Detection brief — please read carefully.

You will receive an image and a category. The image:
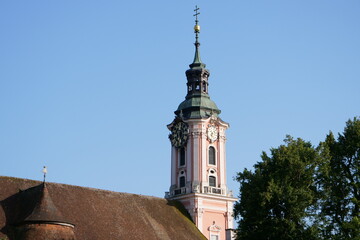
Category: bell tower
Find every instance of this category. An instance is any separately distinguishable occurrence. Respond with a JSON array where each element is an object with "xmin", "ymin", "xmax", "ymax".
[{"xmin": 165, "ymin": 6, "xmax": 237, "ymax": 240}]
